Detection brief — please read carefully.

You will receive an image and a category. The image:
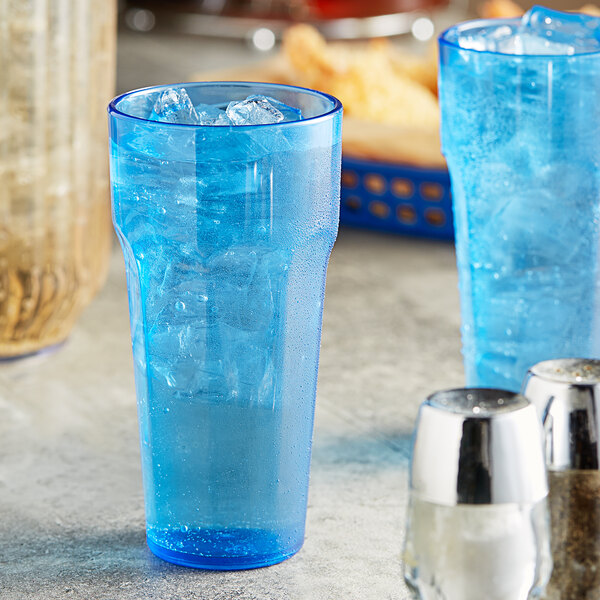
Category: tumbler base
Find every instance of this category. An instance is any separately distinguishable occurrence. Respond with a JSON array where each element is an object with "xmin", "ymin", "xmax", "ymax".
[{"xmin": 147, "ymin": 527, "xmax": 303, "ymax": 570}]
